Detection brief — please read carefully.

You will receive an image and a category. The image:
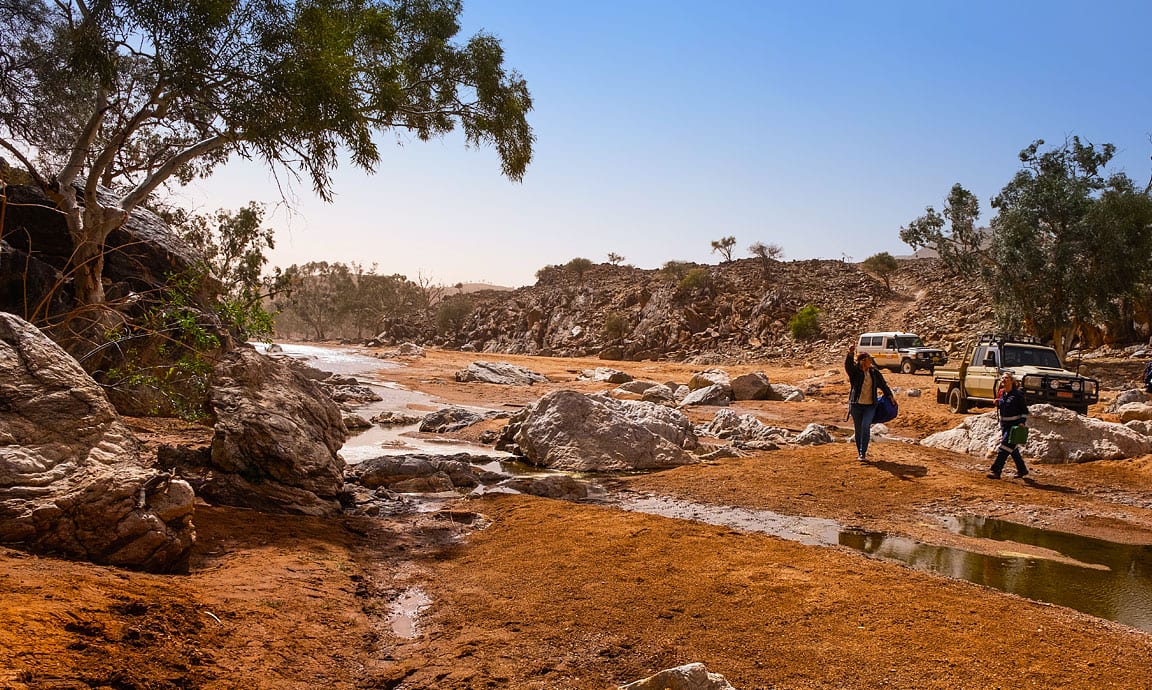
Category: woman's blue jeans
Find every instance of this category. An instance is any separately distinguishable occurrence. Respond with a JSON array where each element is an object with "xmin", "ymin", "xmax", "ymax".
[{"xmin": 850, "ymin": 402, "xmax": 876, "ymax": 458}]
